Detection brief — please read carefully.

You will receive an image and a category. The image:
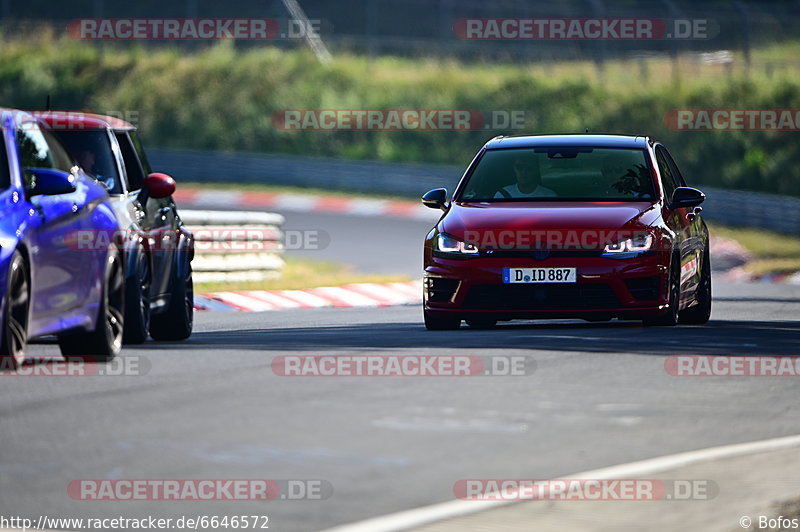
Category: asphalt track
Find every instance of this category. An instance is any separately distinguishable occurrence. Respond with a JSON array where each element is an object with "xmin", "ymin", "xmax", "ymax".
[{"xmin": 1, "ymin": 209, "xmax": 799, "ymax": 532}]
